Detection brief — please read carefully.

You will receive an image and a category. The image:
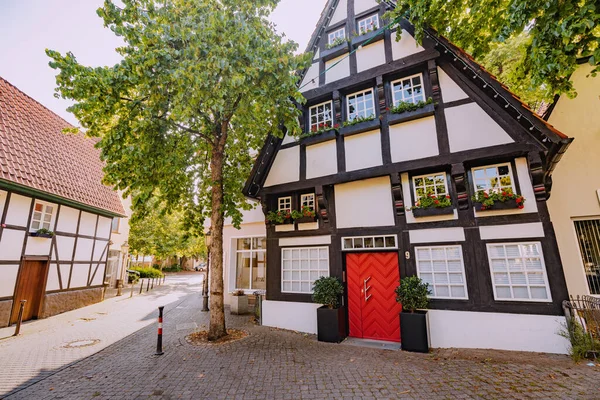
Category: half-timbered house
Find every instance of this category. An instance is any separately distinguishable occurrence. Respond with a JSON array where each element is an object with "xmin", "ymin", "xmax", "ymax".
[
  {"xmin": 244, "ymin": 0, "xmax": 574, "ymax": 353},
  {"xmin": 0, "ymin": 77, "xmax": 126, "ymax": 327}
]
